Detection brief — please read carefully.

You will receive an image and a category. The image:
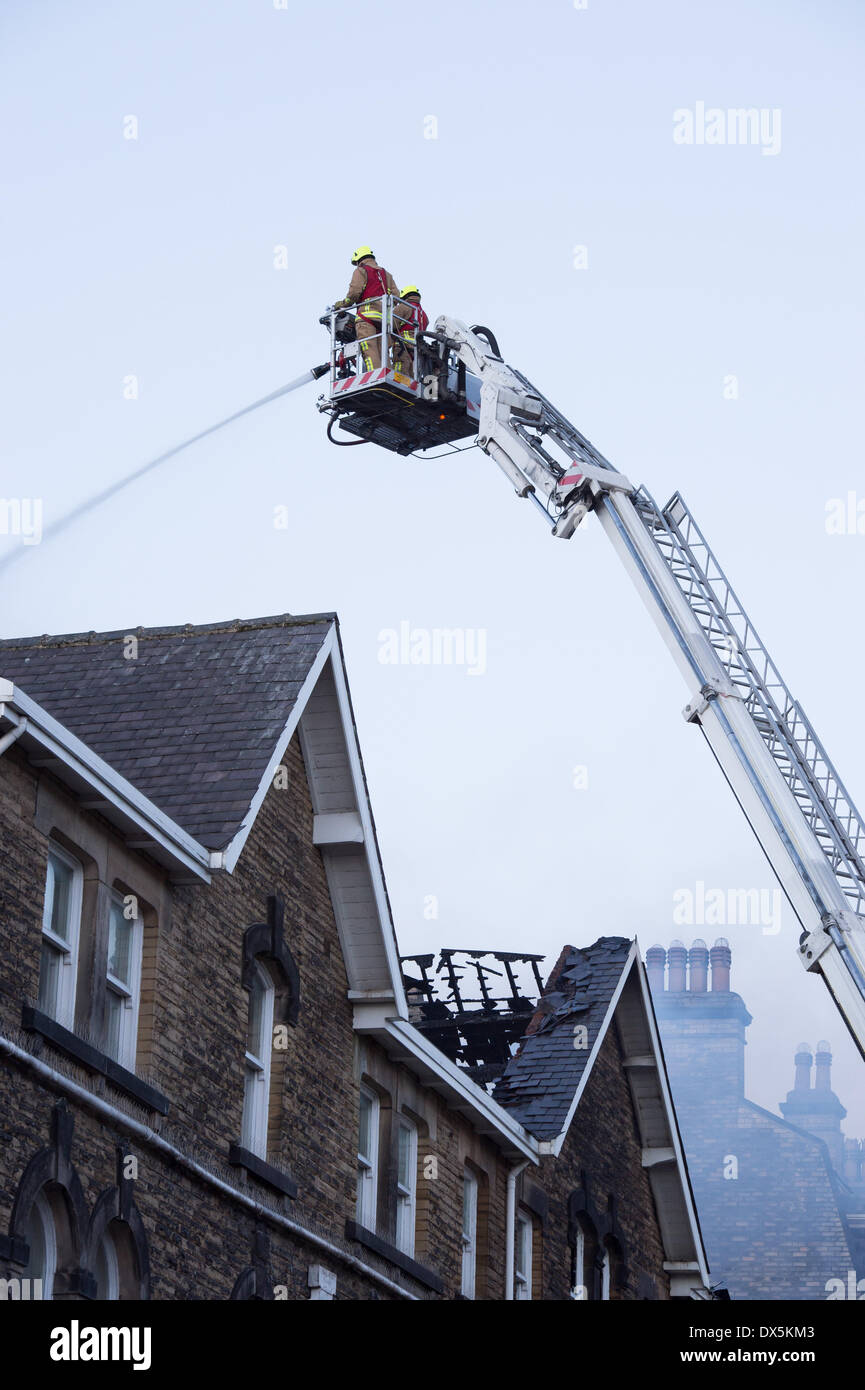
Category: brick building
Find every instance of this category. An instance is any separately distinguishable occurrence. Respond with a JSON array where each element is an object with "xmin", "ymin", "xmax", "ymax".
[
  {"xmin": 0, "ymin": 613, "xmax": 710, "ymax": 1300},
  {"xmin": 647, "ymin": 937, "xmax": 864, "ymax": 1299}
]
